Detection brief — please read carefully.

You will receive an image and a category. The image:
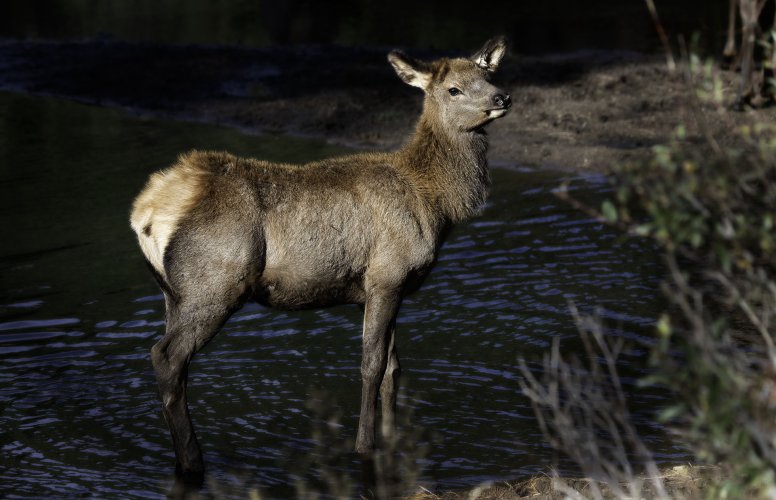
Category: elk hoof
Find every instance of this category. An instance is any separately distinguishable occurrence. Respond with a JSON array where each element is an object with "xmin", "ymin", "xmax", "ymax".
[{"xmin": 175, "ymin": 462, "xmax": 205, "ymax": 486}]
